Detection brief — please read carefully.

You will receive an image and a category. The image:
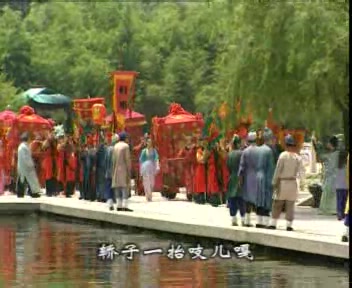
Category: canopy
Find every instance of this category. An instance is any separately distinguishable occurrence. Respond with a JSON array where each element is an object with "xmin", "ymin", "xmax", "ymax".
[
  {"xmin": 153, "ymin": 103, "xmax": 203, "ymax": 126},
  {"xmin": 22, "ymin": 87, "xmax": 72, "ymax": 110},
  {"xmin": 0, "ymin": 109, "xmax": 16, "ymax": 126},
  {"xmin": 15, "ymin": 105, "xmax": 52, "ymax": 130},
  {"xmin": 151, "ymin": 103, "xmax": 203, "ymax": 160},
  {"xmin": 105, "ymin": 109, "xmax": 146, "ymax": 124}
]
